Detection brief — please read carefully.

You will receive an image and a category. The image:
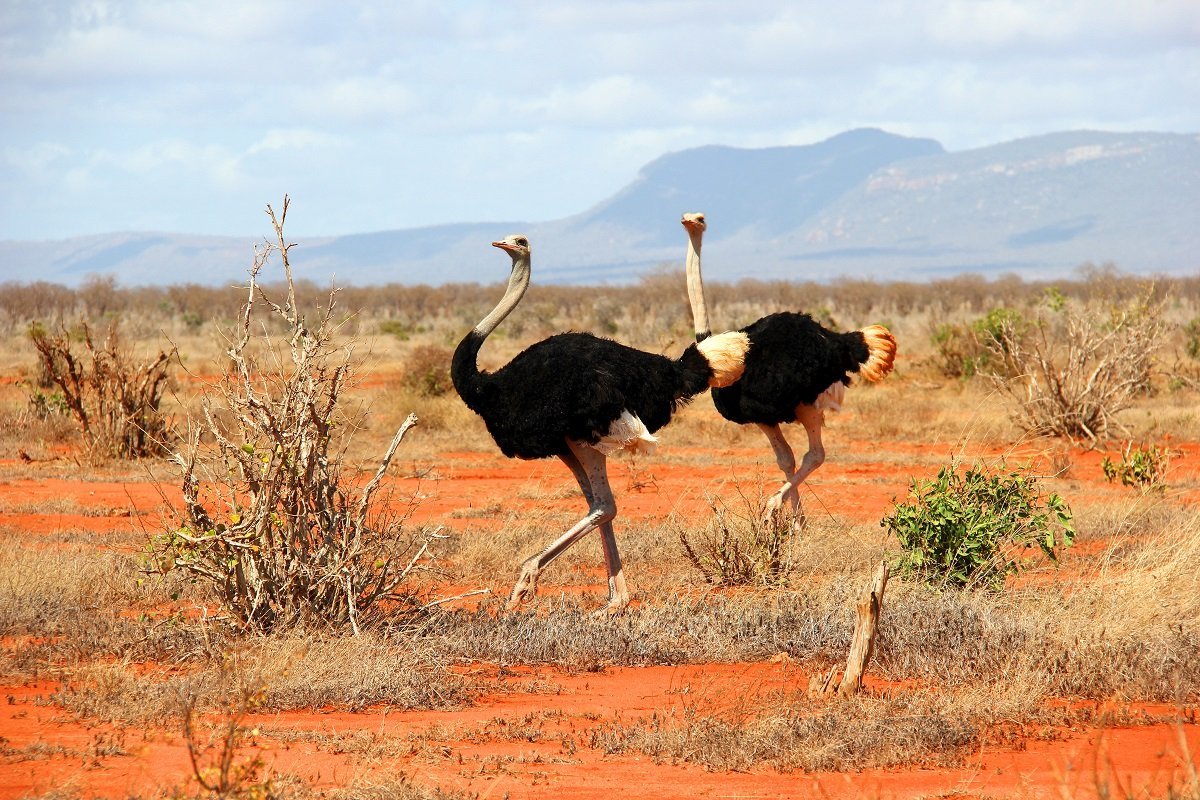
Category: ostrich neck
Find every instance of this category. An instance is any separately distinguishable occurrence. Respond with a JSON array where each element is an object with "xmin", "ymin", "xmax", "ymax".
[
  {"xmin": 476, "ymin": 254, "xmax": 530, "ymax": 339},
  {"xmin": 451, "ymin": 254, "xmax": 530, "ymax": 398},
  {"xmin": 685, "ymin": 232, "xmax": 712, "ymax": 341}
]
